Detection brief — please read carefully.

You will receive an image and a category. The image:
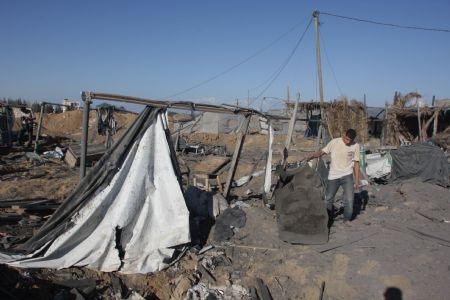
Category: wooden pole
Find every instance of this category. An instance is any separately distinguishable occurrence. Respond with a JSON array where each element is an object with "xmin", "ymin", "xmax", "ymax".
[
  {"xmin": 432, "ymin": 96, "xmax": 438, "ymax": 137},
  {"xmin": 313, "ymin": 11, "xmax": 325, "ymax": 147},
  {"xmin": 363, "ymin": 94, "xmax": 367, "ymax": 143},
  {"xmin": 223, "ymin": 114, "xmax": 251, "ymax": 201},
  {"xmin": 381, "ymin": 102, "xmax": 388, "ymax": 145},
  {"xmin": 417, "ymin": 97, "xmax": 422, "ymax": 142},
  {"xmin": 283, "ymin": 93, "xmax": 300, "ymax": 166},
  {"xmin": 34, "ymin": 103, "xmax": 45, "ymax": 153}
]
